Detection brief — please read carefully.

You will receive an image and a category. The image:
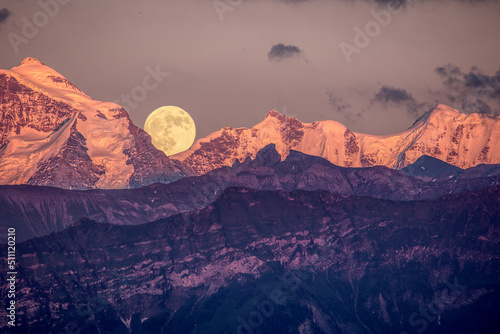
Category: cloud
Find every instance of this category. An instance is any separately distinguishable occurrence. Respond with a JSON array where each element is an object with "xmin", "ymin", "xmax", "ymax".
[
  {"xmin": 280, "ymin": 0, "xmax": 309, "ymax": 3},
  {"xmin": 327, "ymin": 92, "xmax": 362, "ymax": 122},
  {"xmin": 286, "ymin": 0, "xmax": 497, "ymax": 6},
  {"xmin": 268, "ymin": 43, "xmax": 303, "ymax": 61},
  {"xmin": 372, "ymin": 0, "xmax": 407, "ymax": 8},
  {"xmin": 358, "ymin": 0, "xmax": 494, "ymax": 4},
  {"xmin": 0, "ymin": 8, "xmax": 11, "ymax": 24},
  {"xmin": 463, "ymin": 68, "xmax": 500, "ymax": 98},
  {"xmin": 372, "ymin": 85, "xmax": 427, "ymax": 115},
  {"xmin": 434, "ymin": 64, "xmax": 500, "ymax": 114},
  {"xmin": 373, "ymin": 86, "xmax": 415, "ymax": 104},
  {"xmin": 328, "ymin": 92, "xmax": 352, "ymax": 113}
]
